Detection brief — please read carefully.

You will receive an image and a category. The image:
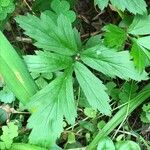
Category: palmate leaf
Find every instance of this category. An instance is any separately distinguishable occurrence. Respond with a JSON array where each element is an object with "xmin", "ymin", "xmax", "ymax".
[
  {"xmin": 16, "ymin": 14, "xmax": 77, "ymax": 56},
  {"xmin": 95, "ymin": 0, "xmax": 147, "ymax": 15},
  {"xmin": 74, "ymin": 62, "xmax": 111, "ymax": 116},
  {"xmin": 24, "ymin": 51, "xmax": 73, "ymax": 73},
  {"xmin": 81, "ymin": 45, "xmax": 147, "ymax": 80},
  {"xmin": 27, "ymin": 68, "xmax": 77, "ymax": 148},
  {"xmin": 103, "ymin": 24, "xmax": 127, "ymax": 50}
]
